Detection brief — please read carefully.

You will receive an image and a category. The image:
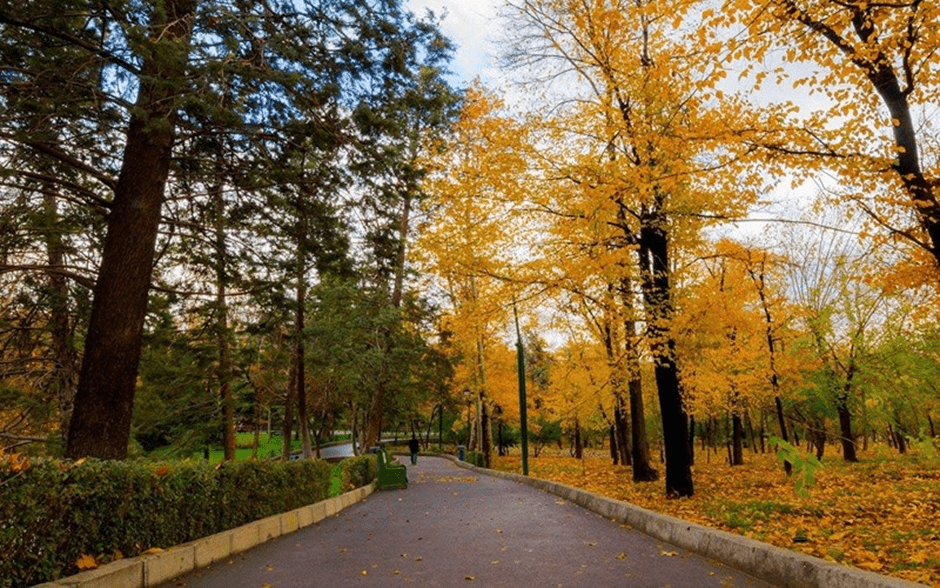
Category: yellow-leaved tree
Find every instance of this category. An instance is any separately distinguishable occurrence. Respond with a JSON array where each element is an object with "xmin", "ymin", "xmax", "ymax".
[
  {"xmin": 502, "ymin": 0, "xmax": 767, "ymax": 496},
  {"xmin": 416, "ymin": 84, "xmax": 532, "ymax": 467},
  {"xmin": 675, "ymin": 238, "xmax": 812, "ymax": 469},
  {"xmin": 721, "ymin": 0, "xmax": 940, "ymax": 282}
]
